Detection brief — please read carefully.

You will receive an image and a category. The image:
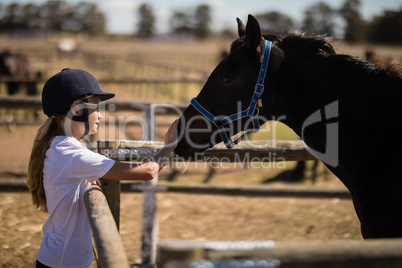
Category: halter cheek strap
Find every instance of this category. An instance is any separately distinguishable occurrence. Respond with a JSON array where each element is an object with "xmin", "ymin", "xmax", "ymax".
[{"xmin": 190, "ymin": 40, "xmax": 272, "ymax": 149}]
